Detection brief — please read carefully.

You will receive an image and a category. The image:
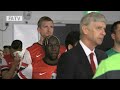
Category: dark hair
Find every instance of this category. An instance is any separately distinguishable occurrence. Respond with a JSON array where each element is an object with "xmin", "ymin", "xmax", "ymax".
[
  {"xmin": 37, "ymin": 16, "xmax": 53, "ymax": 28},
  {"xmin": 111, "ymin": 21, "xmax": 120, "ymax": 34},
  {"xmin": 65, "ymin": 31, "xmax": 80, "ymax": 49},
  {"xmin": 43, "ymin": 35, "xmax": 60, "ymax": 47},
  {"xmin": 3, "ymin": 45, "xmax": 11, "ymax": 49},
  {"xmin": 11, "ymin": 40, "xmax": 22, "ymax": 50}
]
